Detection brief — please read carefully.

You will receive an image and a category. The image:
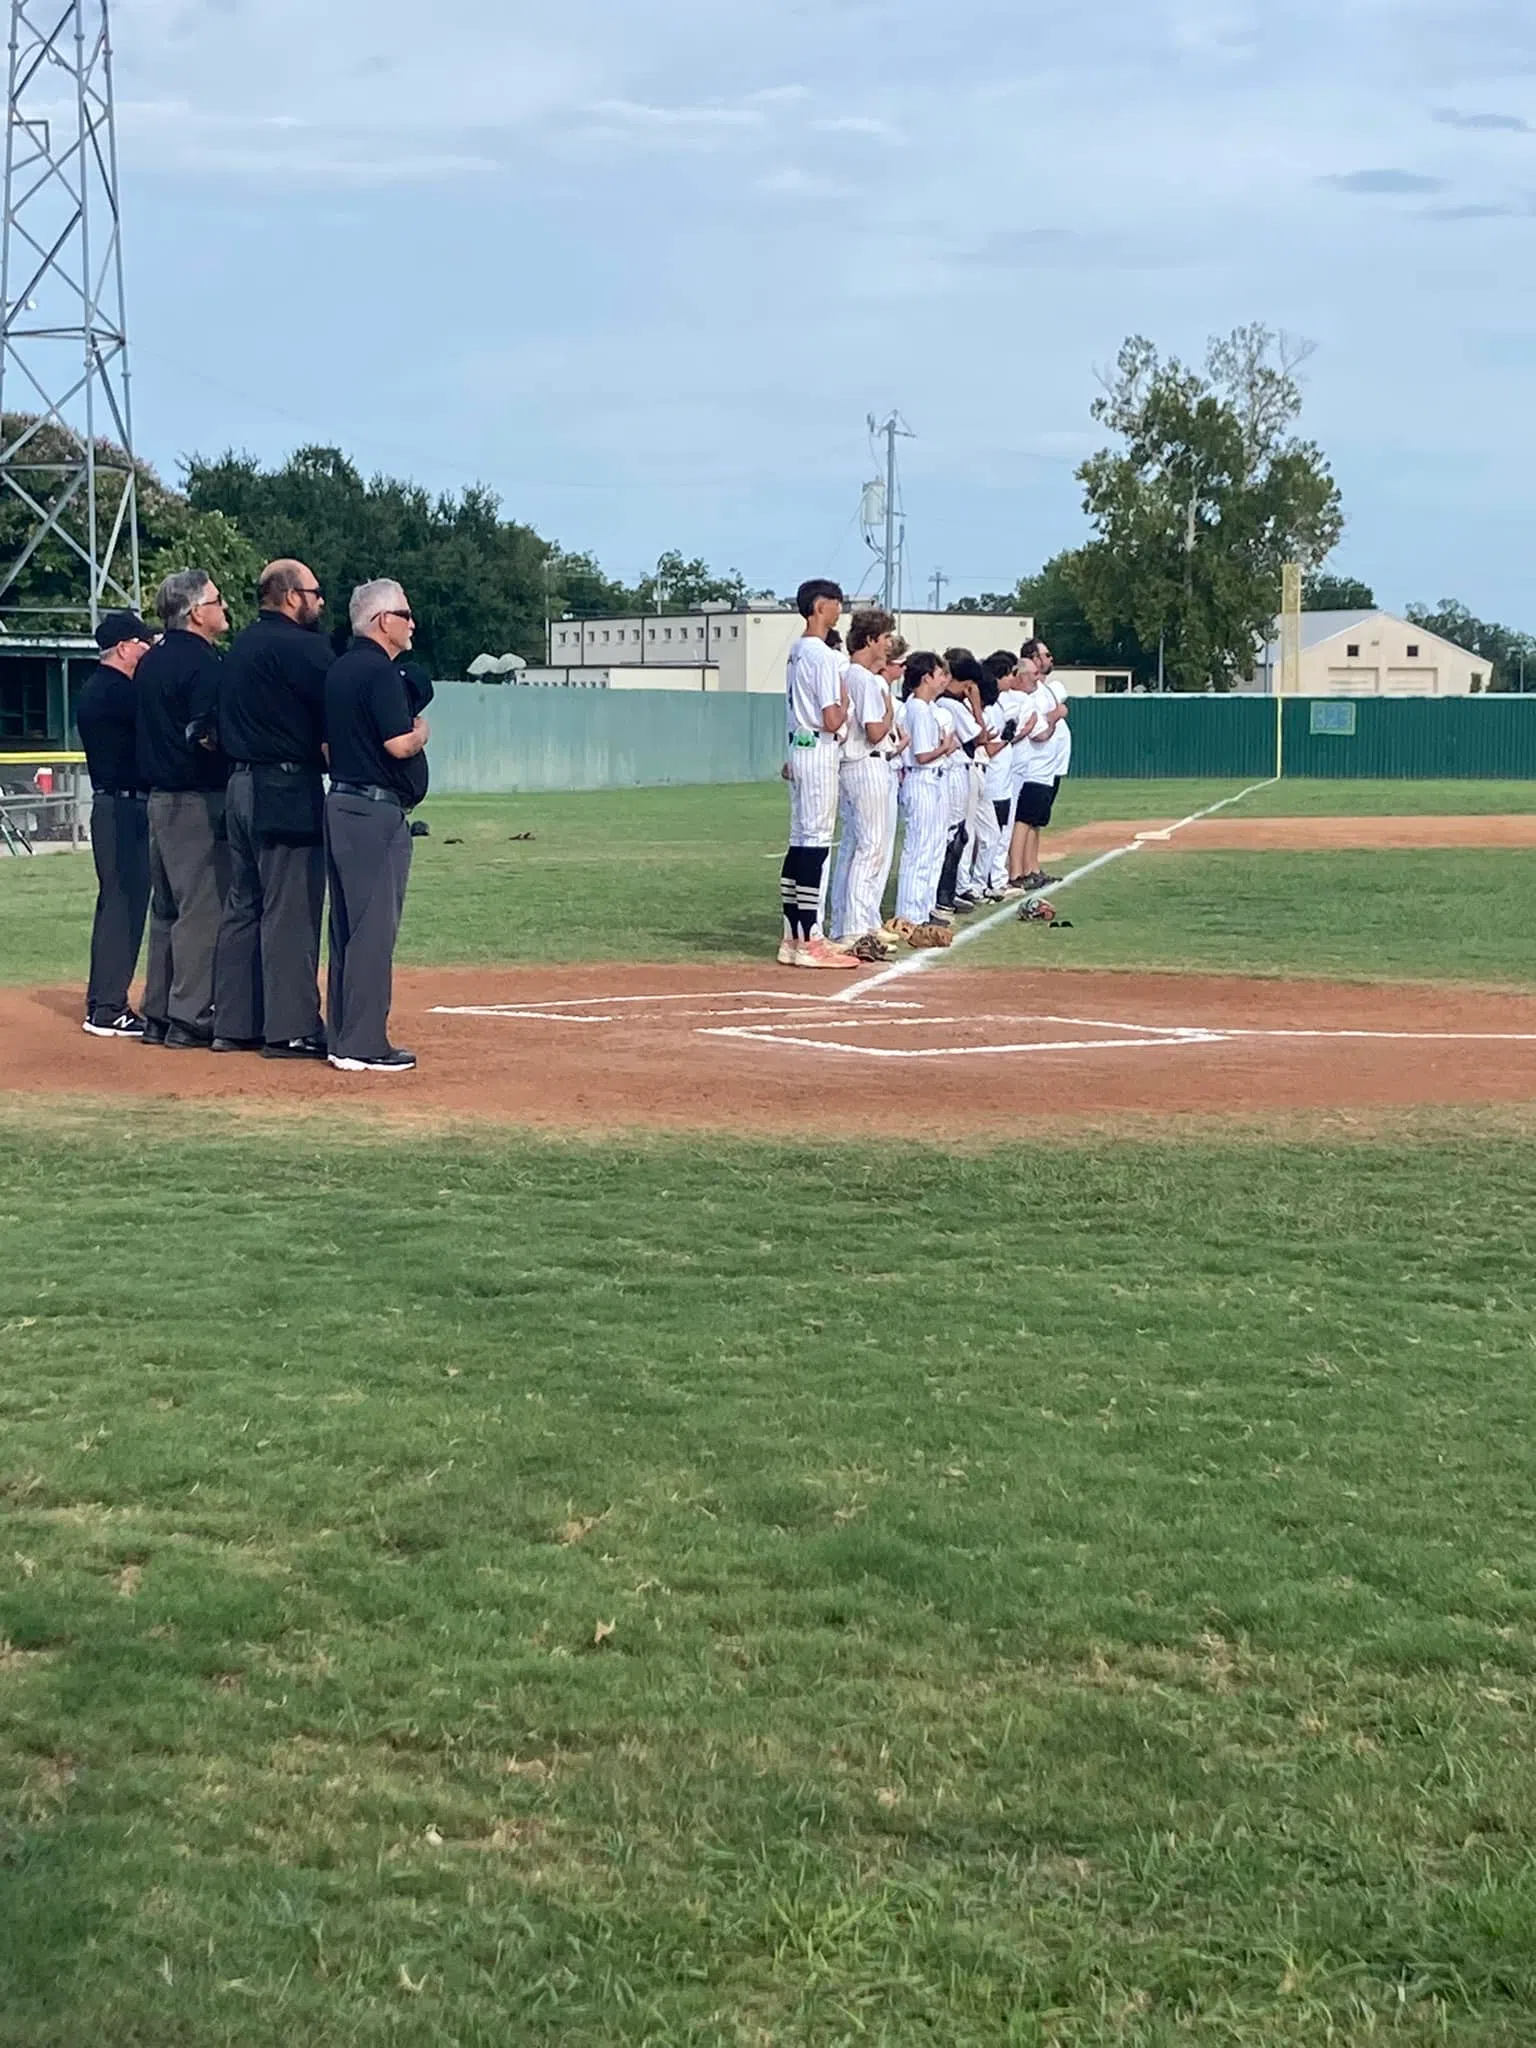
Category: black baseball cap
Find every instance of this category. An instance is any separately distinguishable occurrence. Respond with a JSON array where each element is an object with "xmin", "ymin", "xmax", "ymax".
[{"xmin": 94, "ymin": 610, "xmax": 155, "ymax": 650}]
